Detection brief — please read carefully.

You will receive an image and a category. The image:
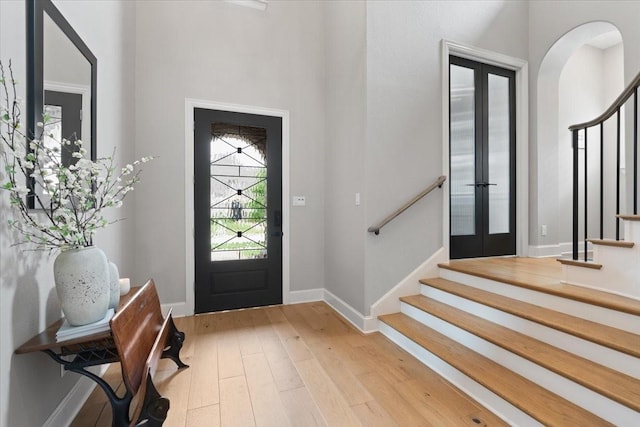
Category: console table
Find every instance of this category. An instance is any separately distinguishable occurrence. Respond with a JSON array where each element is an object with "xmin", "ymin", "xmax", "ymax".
[{"xmin": 15, "ymin": 285, "xmax": 189, "ymax": 426}]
